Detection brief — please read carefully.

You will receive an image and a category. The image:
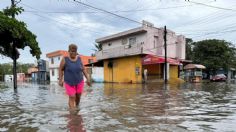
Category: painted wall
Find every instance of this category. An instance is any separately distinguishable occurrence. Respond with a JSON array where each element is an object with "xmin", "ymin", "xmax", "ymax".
[
  {"xmin": 169, "ymin": 65, "xmax": 178, "ymax": 79},
  {"xmin": 177, "ymin": 35, "xmax": 186, "ymax": 59},
  {"xmin": 48, "ymin": 55, "xmax": 62, "ymax": 82},
  {"xmin": 4, "ymin": 75, "xmax": 13, "ymax": 82},
  {"xmin": 91, "ymin": 67, "xmax": 104, "ymax": 82},
  {"xmin": 48, "ymin": 55, "xmax": 62, "ymax": 69},
  {"xmin": 50, "ymin": 68, "xmax": 59, "ymax": 82},
  {"xmin": 104, "ymin": 56, "xmax": 142, "ymax": 83},
  {"xmin": 97, "ymin": 26, "xmax": 186, "ymax": 61},
  {"xmin": 143, "ymin": 28, "xmax": 185, "ymax": 60},
  {"xmin": 4, "ymin": 73, "xmax": 26, "ymax": 82},
  {"xmin": 102, "ymin": 33, "xmax": 146, "ymax": 50}
]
